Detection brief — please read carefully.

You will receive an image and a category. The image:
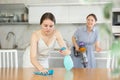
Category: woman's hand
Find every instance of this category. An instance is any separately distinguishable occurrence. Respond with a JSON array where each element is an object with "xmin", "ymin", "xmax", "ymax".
[
  {"xmin": 75, "ymin": 46, "xmax": 80, "ymax": 52},
  {"xmin": 95, "ymin": 41, "xmax": 102, "ymax": 53},
  {"xmin": 39, "ymin": 68, "xmax": 48, "ymax": 74},
  {"xmin": 60, "ymin": 49, "xmax": 71, "ymax": 56},
  {"xmin": 95, "ymin": 47, "xmax": 102, "ymax": 52}
]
